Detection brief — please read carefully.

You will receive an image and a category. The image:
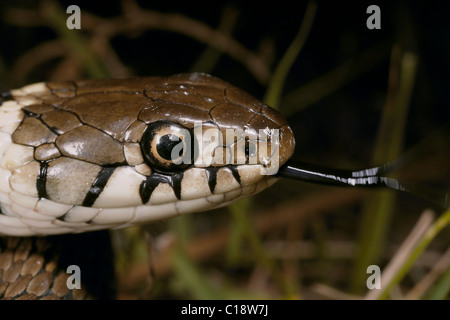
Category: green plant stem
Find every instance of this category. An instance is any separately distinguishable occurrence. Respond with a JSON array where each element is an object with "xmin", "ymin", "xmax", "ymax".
[
  {"xmin": 351, "ymin": 50, "xmax": 418, "ymax": 293},
  {"xmin": 378, "ymin": 209, "xmax": 450, "ymax": 299},
  {"xmin": 426, "ymin": 264, "xmax": 450, "ymax": 300},
  {"xmin": 171, "ymin": 245, "xmax": 222, "ymax": 299},
  {"xmin": 227, "ymin": 198, "xmax": 296, "ymax": 298},
  {"xmin": 169, "ymin": 215, "xmax": 222, "ymax": 299},
  {"xmin": 281, "ymin": 41, "xmax": 391, "ymax": 115},
  {"xmin": 263, "ymin": 1, "xmax": 317, "ymax": 109}
]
